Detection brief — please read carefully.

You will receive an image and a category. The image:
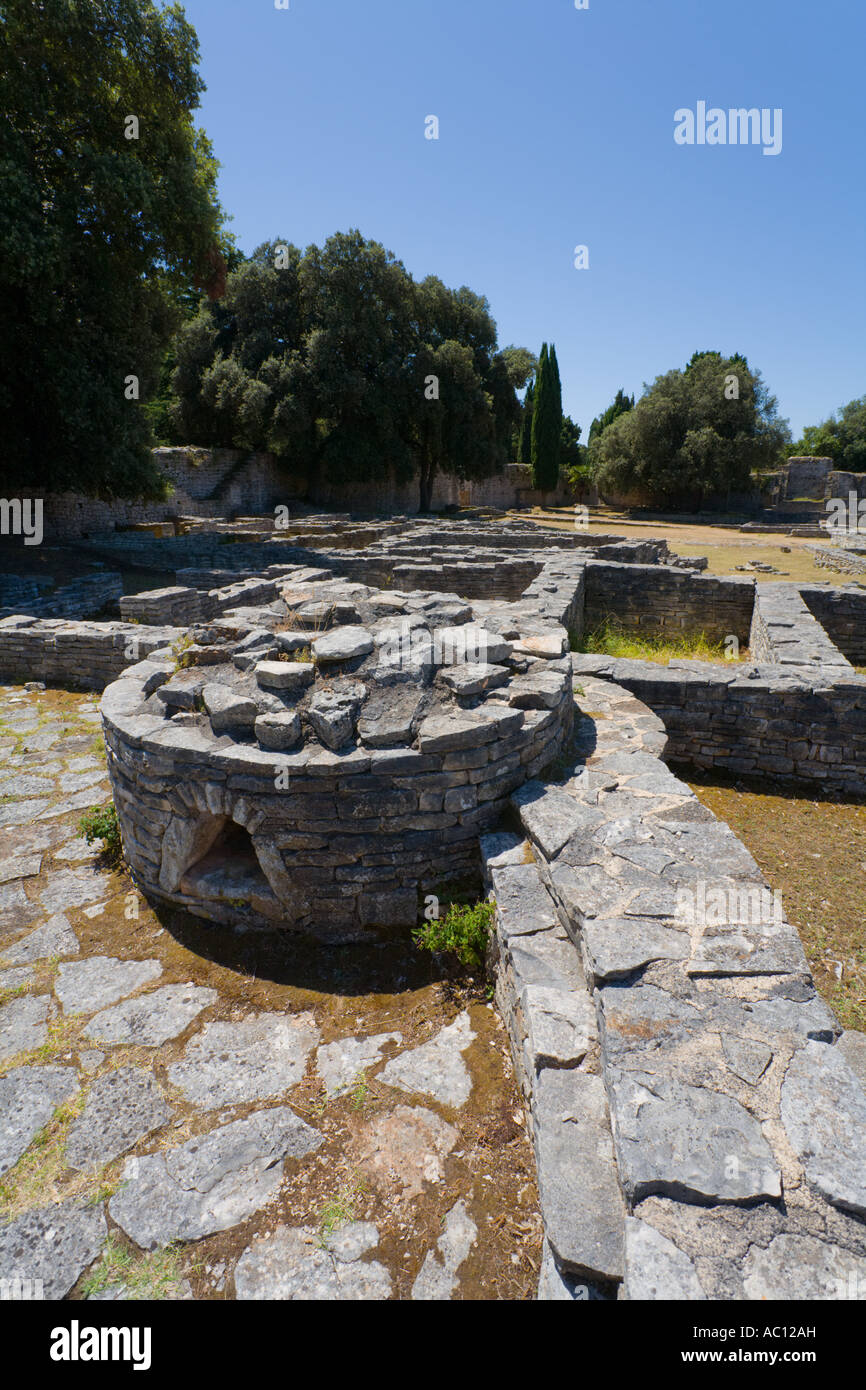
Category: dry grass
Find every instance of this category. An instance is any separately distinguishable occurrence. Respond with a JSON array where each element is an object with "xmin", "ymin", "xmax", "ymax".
[{"xmin": 689, "ymin": 771, "xmax": 866, "ymax": 1031}]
